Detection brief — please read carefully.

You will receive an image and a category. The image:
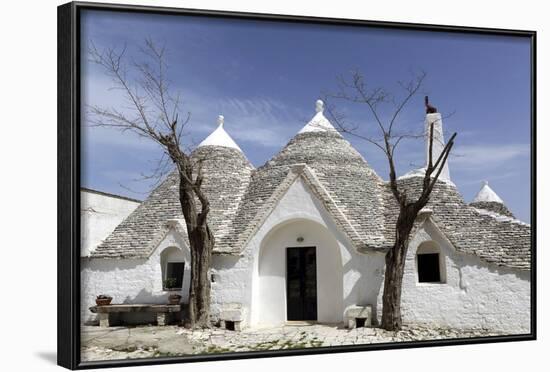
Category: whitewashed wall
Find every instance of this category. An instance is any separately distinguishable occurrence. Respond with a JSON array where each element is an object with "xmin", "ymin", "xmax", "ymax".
[
  {"xmin": 218, "ymin": 177, "xmax": 384, "ymax": 327},
  {"xmin": 376, "ymin": 218, "xmax": 531, "ymax": 333},
  {"xmin": 256, "ymin": 219, "xmax": 344, "ymax": 324},
  {"xmin": 81, "ymin": 229, "xmax": 190, "ymax": 324},
  {"xmin": 81, "ymin": 189, "xmax": 141, "ymax": 257}
]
